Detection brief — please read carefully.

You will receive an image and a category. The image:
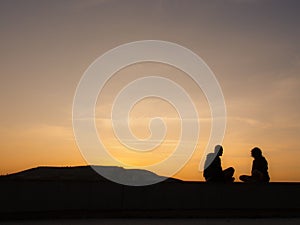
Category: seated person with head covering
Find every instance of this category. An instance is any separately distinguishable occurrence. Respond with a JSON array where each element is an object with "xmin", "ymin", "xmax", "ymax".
[{"xmin": 203, "ymin": 145, "xmax": 235, "ymax": 182}]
